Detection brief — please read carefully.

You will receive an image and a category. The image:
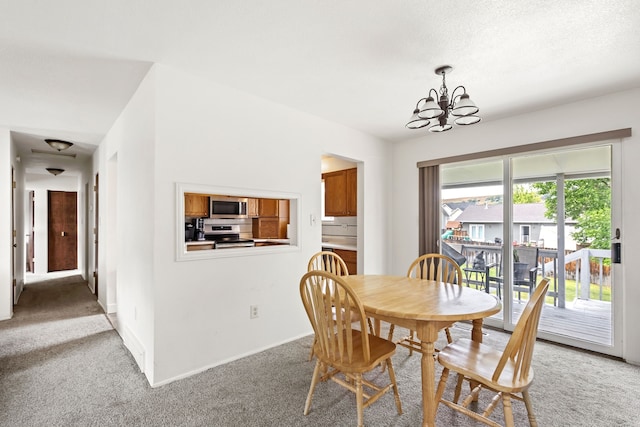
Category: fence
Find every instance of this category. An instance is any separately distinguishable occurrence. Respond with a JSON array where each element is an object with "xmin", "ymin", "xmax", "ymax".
[{"xmin": 446, "ymin": 242, "xmax": 611, "ymax": 307}]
